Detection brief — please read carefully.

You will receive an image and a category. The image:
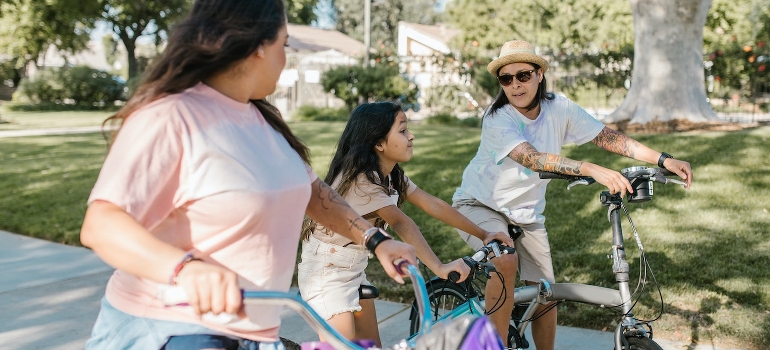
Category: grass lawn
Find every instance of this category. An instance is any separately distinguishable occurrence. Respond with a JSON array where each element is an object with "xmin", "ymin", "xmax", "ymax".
[
  {"xmin": 1, "ymin": 120, "xmax": 768, "ymax": 348},
  {"xmin": 0, "ymin": 109, "xmax": 112, "ymax": 130}
]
